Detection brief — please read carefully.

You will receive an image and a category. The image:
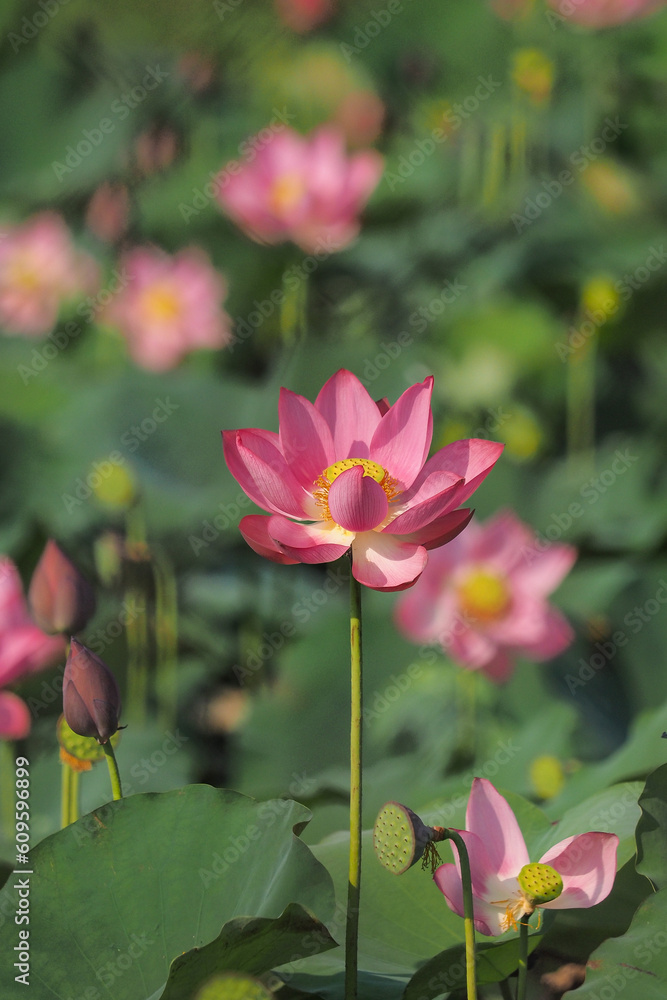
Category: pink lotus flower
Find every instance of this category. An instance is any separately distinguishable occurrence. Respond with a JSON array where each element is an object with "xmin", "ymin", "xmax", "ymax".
[
  {"xmin": 435, "ymin": 778, "xmax": 618, "ymax": 936},
  {"xmin": 0, "ymin": 558, "xmax": 65, "ymax": 739},
  {"xmin": 103, "ymin": 245, "xmax": 233, "ymax": 371},
  {"xmin": 216, "ymin": 126, "xmax": 383, "ymax": 253},
  {"xmin": 275, "ymin": 0, "xmax": 335, "ymax": 32},
  {"xmin": 222, "ymin": 370, "xmax": 503, "ymax": 591},
  {"xmin": 546, "ymin": 0, "xmax": 665, "ymax": 27},
  {"xmin": 395, "ymin": 509, "xmax": 575, "ymax": 681},
  {"xmin": 0, "ymin": 212, "xmax": 99, "ymax": 337}
]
